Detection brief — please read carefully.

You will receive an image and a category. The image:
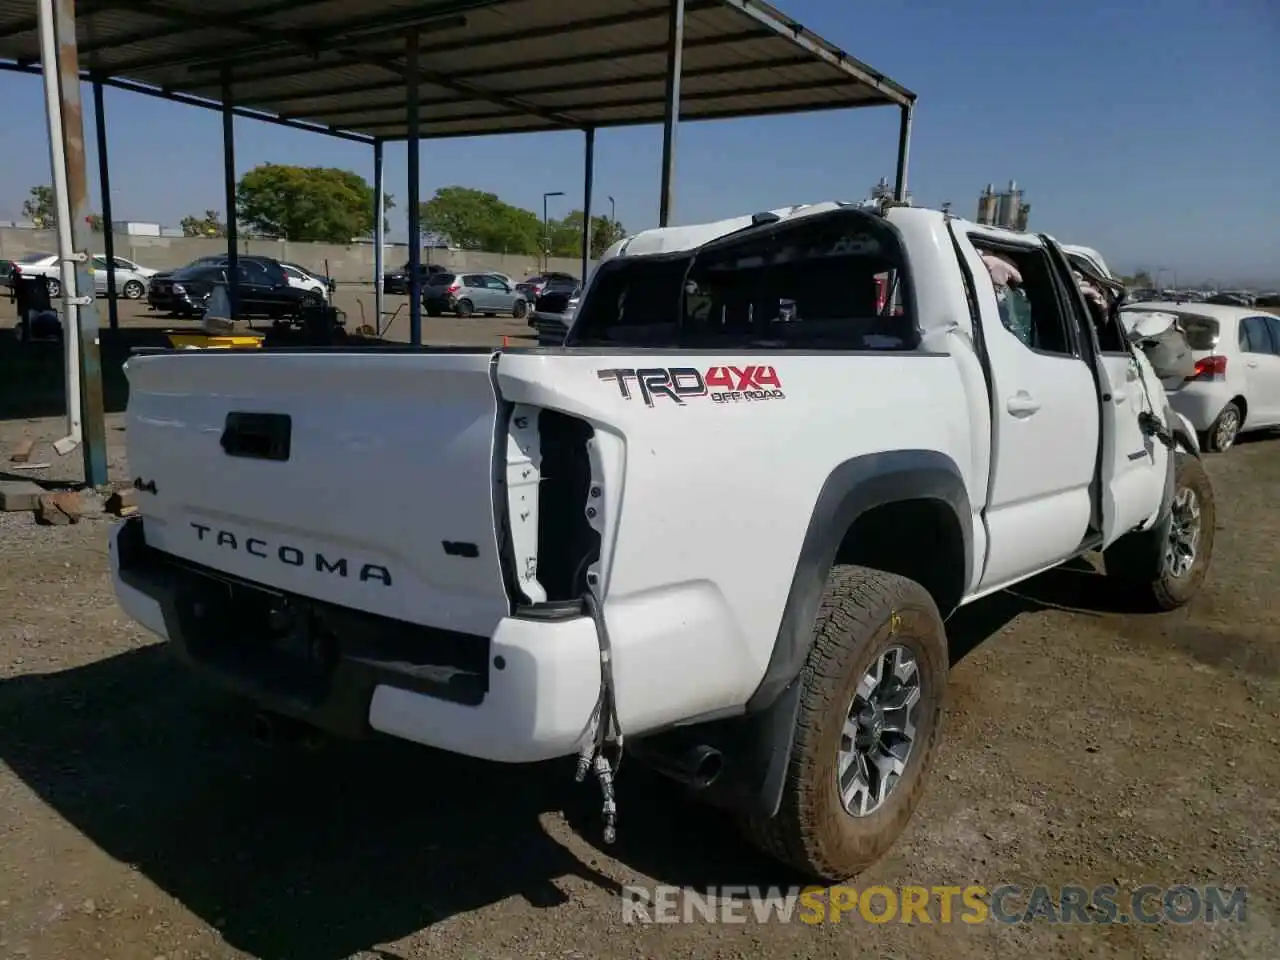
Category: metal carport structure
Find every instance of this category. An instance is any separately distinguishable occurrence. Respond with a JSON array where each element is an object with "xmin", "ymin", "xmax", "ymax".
[{"xmin": 0, "ymin": 0, "xmax": 916, "ymax": 485}]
